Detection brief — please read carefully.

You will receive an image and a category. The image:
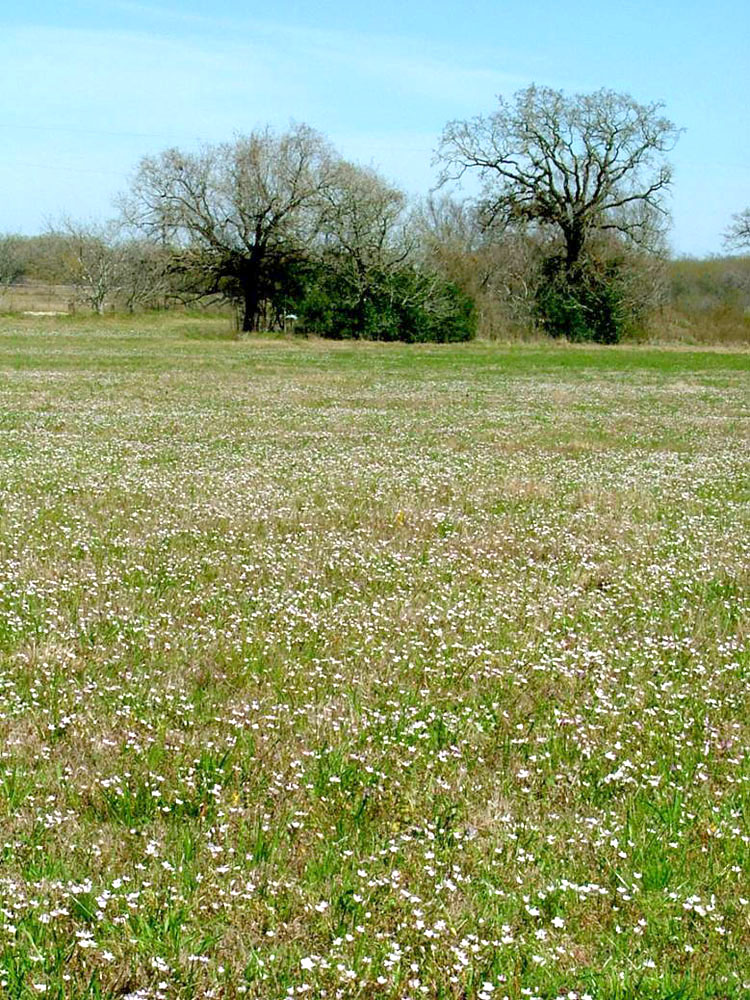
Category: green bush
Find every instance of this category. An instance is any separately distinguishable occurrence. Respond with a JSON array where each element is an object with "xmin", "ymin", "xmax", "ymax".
[
  {"xmin": 535, "ymin": 255, "xmax": 630, "ymax": 344},
  {"xmin": 295, "ymin": 265, "xmax": 476, "ymax": 343}
]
